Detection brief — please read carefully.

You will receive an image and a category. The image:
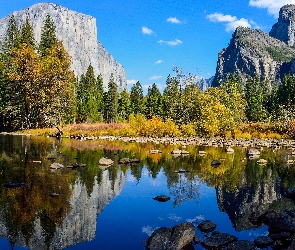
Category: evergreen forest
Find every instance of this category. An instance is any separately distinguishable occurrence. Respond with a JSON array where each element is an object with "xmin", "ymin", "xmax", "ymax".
[{"xmin": 1, "ymin": 15, "xmax": 295, "ymax": 138}]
